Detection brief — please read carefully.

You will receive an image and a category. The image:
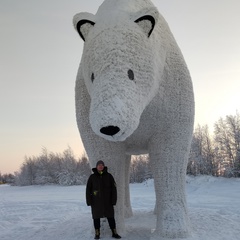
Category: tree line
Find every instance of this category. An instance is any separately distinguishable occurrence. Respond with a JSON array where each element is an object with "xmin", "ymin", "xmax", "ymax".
[
  {"xmin": 188, "ymin": 112, "xmax": 240, "ymax": 177},
  {"xmin": 13, "ymin": 147, "xmax": 91, "ymax": 186},
  {"xmin": 10, "ymin": 147, "xmax": 151, "ymax": 186},
  {"xmin": 0, "ymin": 173, "xmax": 15, "ymax": 185},
  {"xmin": 2, "ymin": 112, "xmax": 240, "ymax": 186}
]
